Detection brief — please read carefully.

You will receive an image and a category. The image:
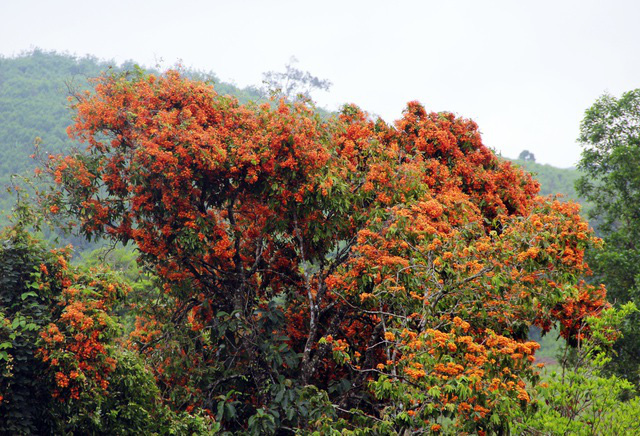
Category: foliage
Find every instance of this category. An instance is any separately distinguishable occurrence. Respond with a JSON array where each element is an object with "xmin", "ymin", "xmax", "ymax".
[
  {"xmin": 0, "ymin": 50, "xmax": 262, "ymax": 227},
  {"xmin": 33, "ymin": 68, "xmax": 613, "ymax": 434},
  {"xmin": 50, "ymin": 348, "xmax": 219, "ymax": 435},
  {"xmin": 0, "ymin": 213, "xmax": 56, "ymax": 433},
  {"xmin": 0, "ymin": 203, "xmax": 123, "ymax": 433},
  {"xmin": 576, "ymin": 89, "xmax": 640, "ymax": 385},
  {"xmin": 0, "ymin": 50, "xmax": 112, "ymax": 218},
  {"xmin": 0, "ymin": 202, "xmax": 209, "ymax": 434},
  {"xmin": 514, "ymin": 303, "xmax": 640, "ymax": 435}
]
